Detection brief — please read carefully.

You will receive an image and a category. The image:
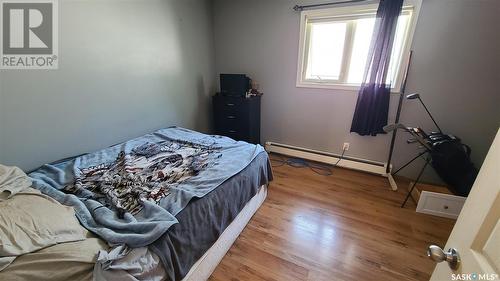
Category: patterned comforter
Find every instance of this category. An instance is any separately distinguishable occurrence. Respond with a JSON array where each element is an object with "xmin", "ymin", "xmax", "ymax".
[{"xmin": 29, "ymin": 127, "xmax": 265, "ymax": 248}]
